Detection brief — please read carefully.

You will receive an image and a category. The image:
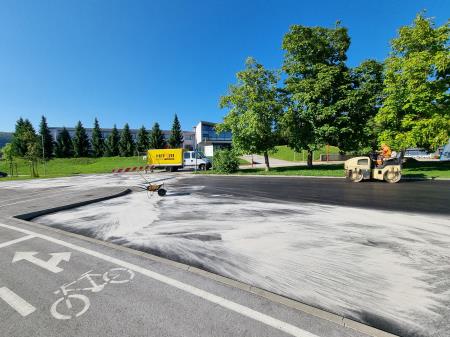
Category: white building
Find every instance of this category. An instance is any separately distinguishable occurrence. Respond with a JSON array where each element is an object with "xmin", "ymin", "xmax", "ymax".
[{"xmin": 194, "ymin": 121, "xmax": 232, "ymax": 157}]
